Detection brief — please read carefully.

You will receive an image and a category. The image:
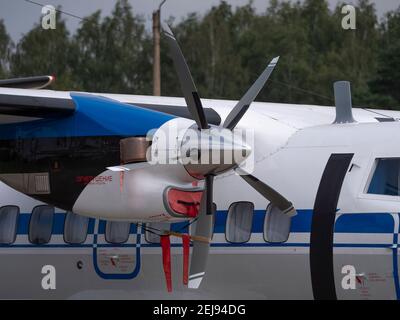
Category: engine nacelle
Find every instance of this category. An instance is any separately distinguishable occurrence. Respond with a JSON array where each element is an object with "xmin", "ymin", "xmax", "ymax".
[
  {"xmin": 72, "ymin": 117, "xmax": 250, "ymax": 222},
  {"xmin": 72, "ymin": 118, "xmax": 202, "ymax": 222},
  {"xmin": 72, "ymin": 161, "xmax": 203, "ymax": 222}
]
